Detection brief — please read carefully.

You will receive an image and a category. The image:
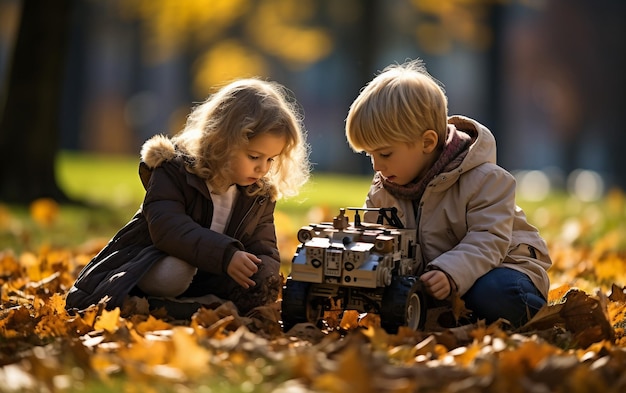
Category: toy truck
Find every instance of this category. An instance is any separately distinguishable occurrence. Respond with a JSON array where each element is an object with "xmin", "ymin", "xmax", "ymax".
[{"xmin": 281, "ymin": 207, "xmax": 428, "ymax": 333}]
